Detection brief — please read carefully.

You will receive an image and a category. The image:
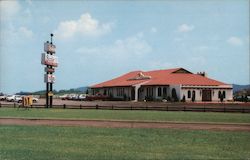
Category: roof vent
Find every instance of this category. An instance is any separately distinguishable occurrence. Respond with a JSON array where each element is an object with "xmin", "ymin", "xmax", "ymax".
[{"xmin": 197, "ymin": 72, "xmax": 207, "ymax": 77}]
